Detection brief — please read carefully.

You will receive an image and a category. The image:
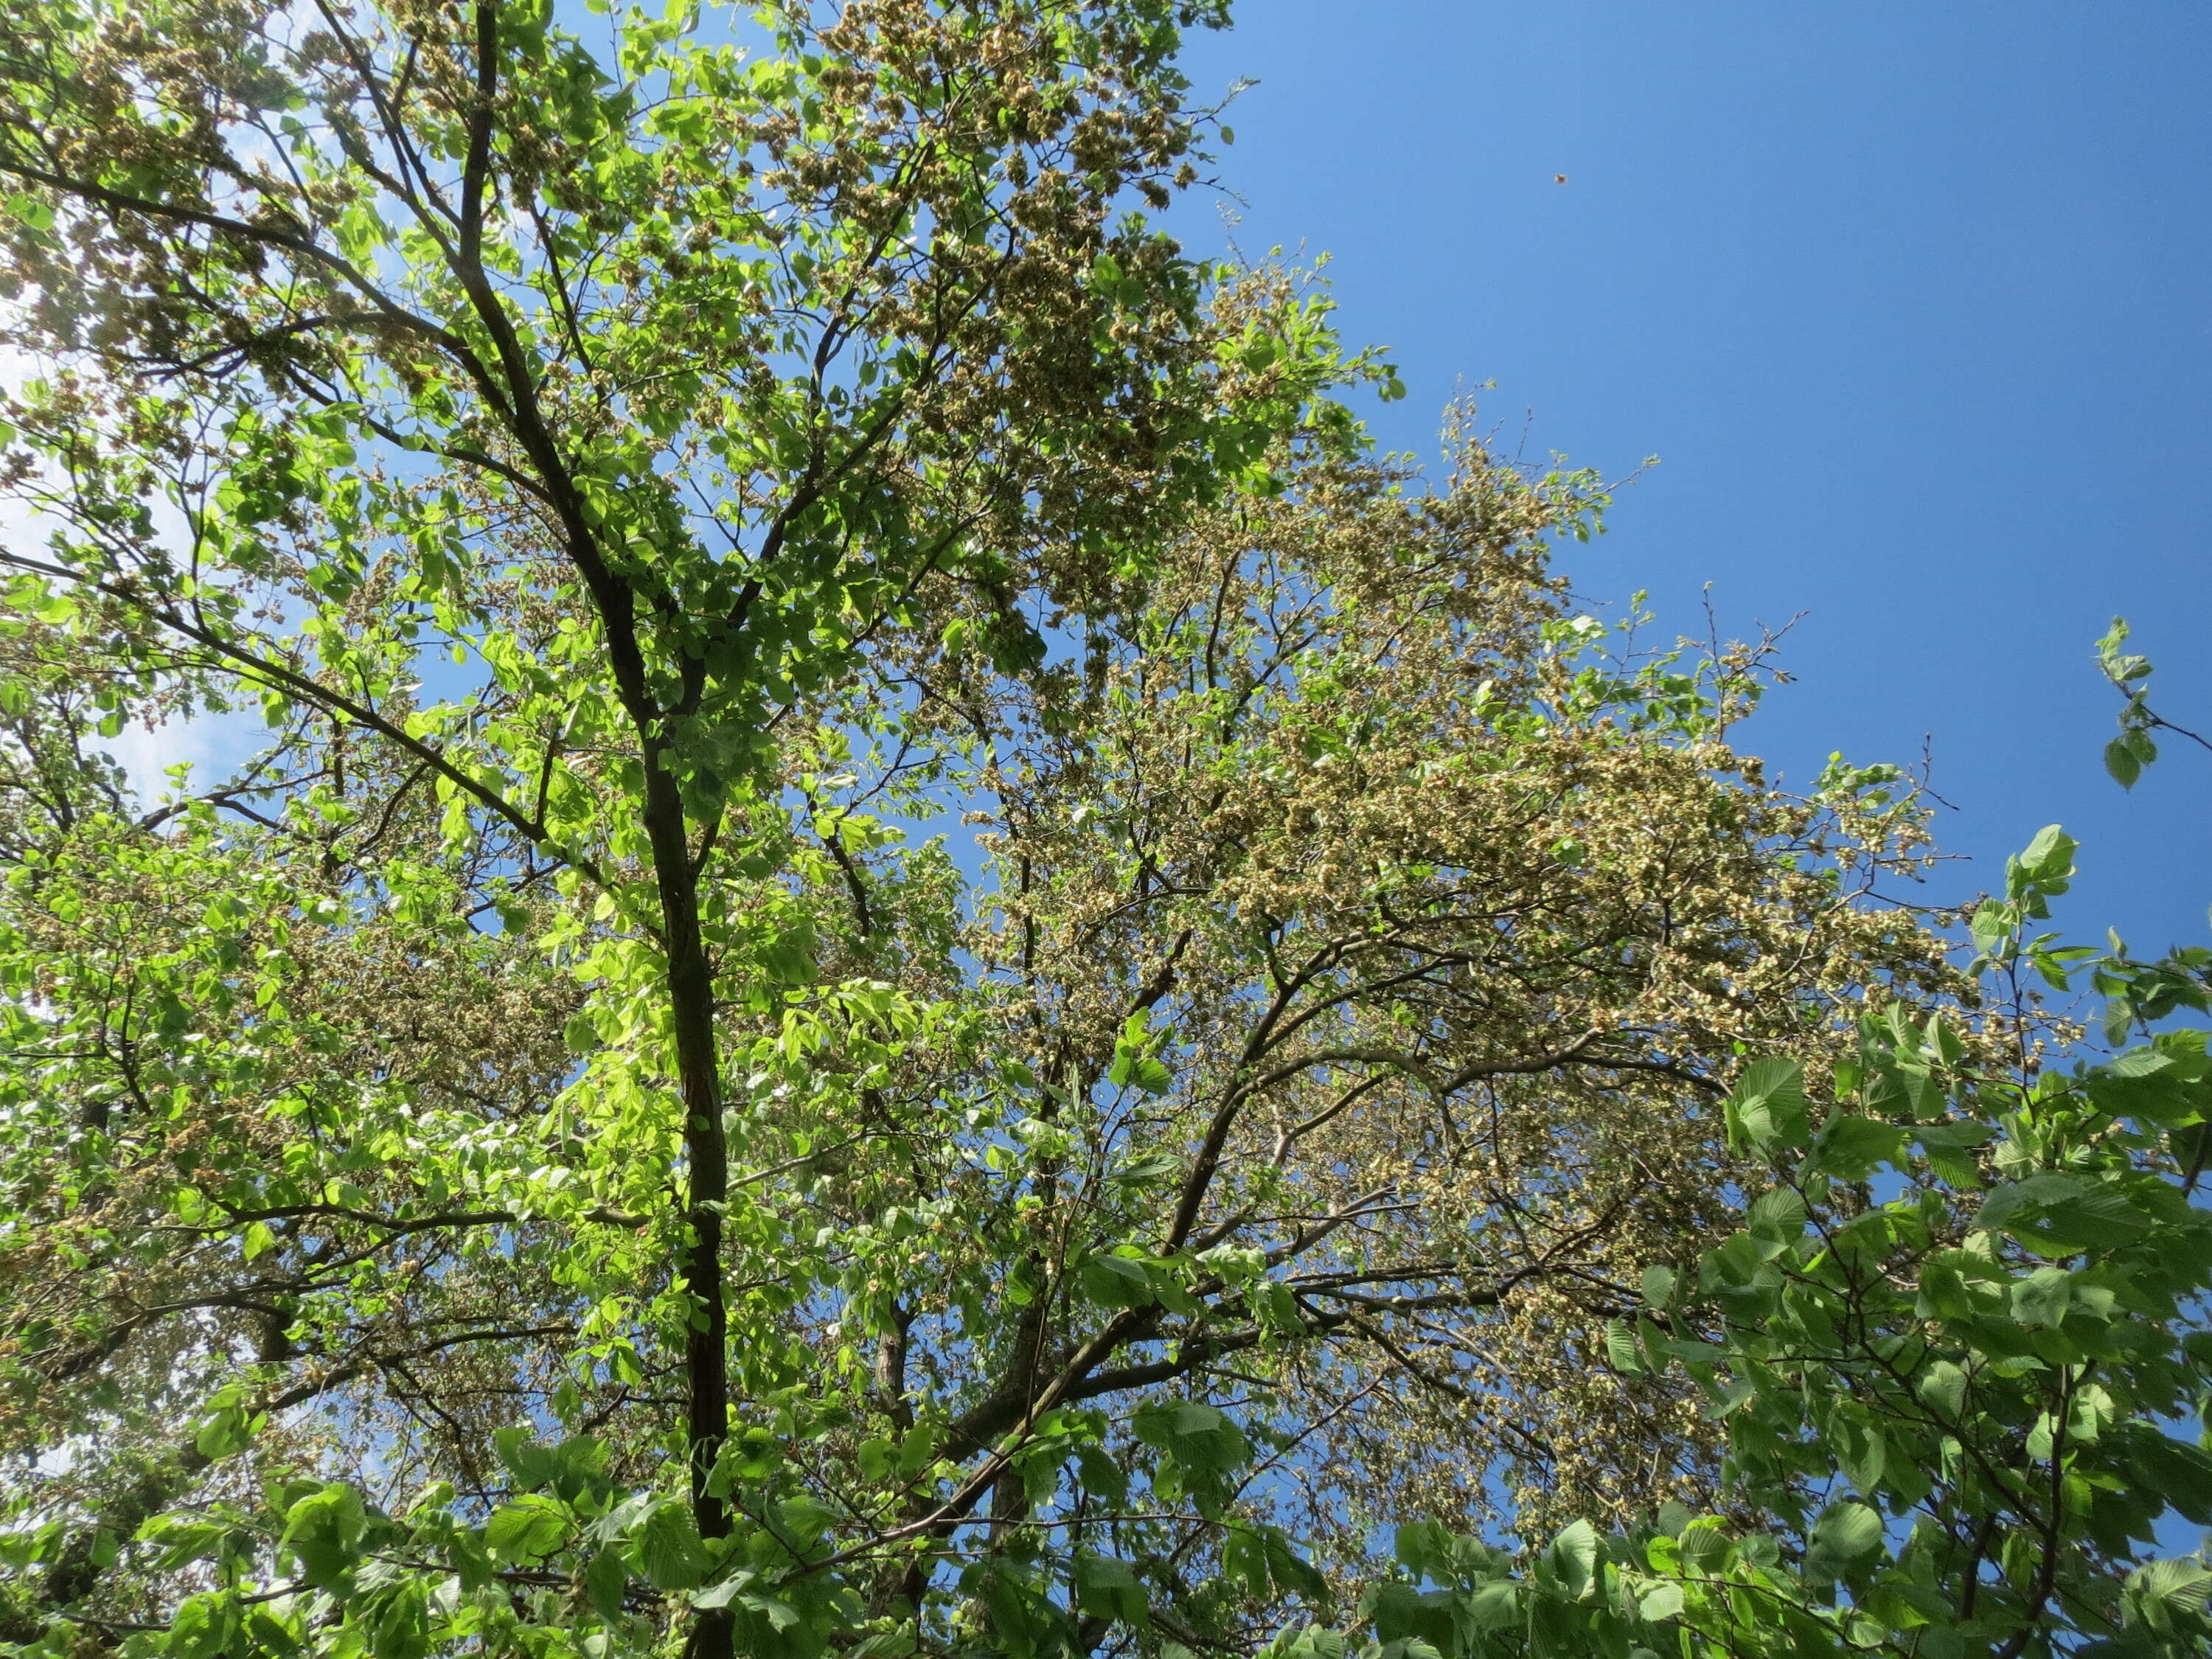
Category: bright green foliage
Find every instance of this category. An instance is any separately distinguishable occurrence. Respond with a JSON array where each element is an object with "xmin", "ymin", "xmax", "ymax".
[
  {"xmin": 1284, "ymin": 827, "xmax": 2212, "ymax": 1659},
  {"xmin": 2098, "ymin": 618, "xmax": 2212, "ymax": 790},
  {"xmin": 2101, "ymin": 619, "xmax": 2165, "ymax": 790}
]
